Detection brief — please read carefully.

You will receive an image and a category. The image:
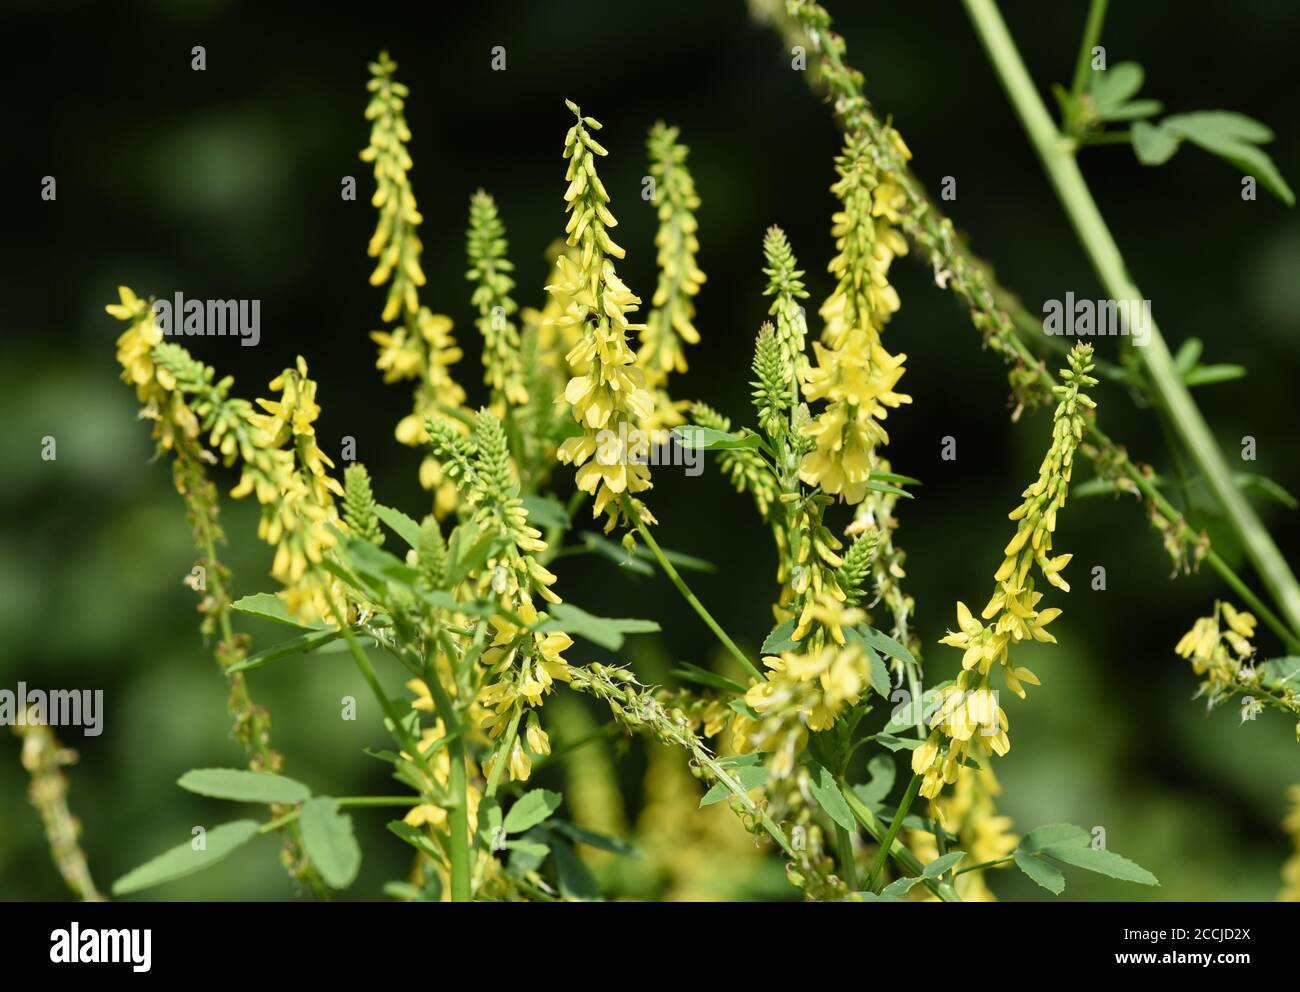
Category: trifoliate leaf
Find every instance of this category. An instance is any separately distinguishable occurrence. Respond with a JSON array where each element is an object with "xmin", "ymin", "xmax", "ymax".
[
  {"xmin": 808, "ymin": 762, "xmax": 855, "ymax": 832},
  {"xmin": 535, "ymin": 602, "xmax": 660, "ymax": 650}
]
